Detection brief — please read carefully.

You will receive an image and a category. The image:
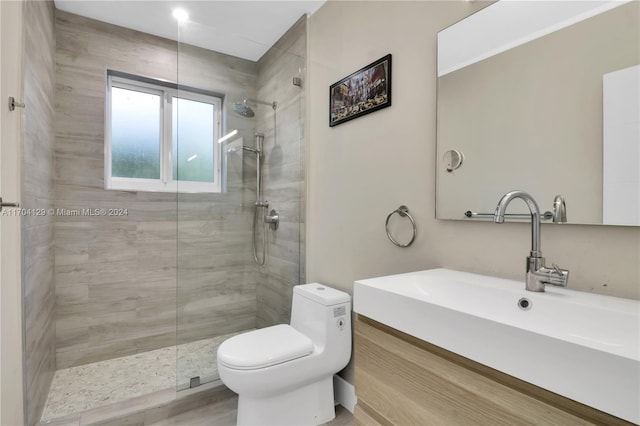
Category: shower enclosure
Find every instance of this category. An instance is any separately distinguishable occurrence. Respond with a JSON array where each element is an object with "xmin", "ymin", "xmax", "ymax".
[{"xmin": 27, "ymin": 5, "xmax": 307, "ymax": 423}]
